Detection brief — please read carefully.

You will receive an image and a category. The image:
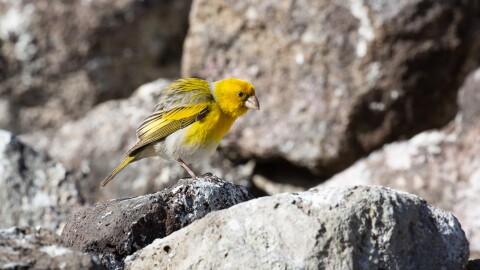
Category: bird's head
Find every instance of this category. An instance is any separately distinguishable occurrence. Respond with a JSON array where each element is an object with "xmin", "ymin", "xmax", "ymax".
[{"xmin": 211, "ymin": 78, "xmax": 259, "ymax": 118}]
